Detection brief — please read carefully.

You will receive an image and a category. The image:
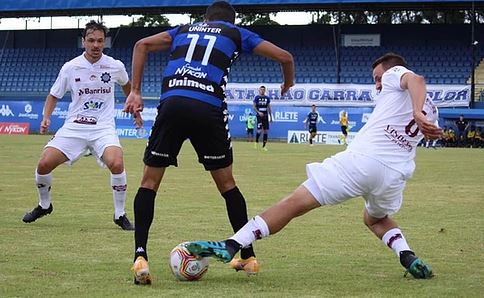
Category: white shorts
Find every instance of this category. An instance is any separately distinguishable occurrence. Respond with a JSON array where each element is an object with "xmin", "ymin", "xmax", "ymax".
[
  {"xmin": 46, "ymin": 126, "xmax": 121, "ymax": 166},
  {"xmin": 302, "ymin": 150, "xmax": 406, "ymax": 218}
]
